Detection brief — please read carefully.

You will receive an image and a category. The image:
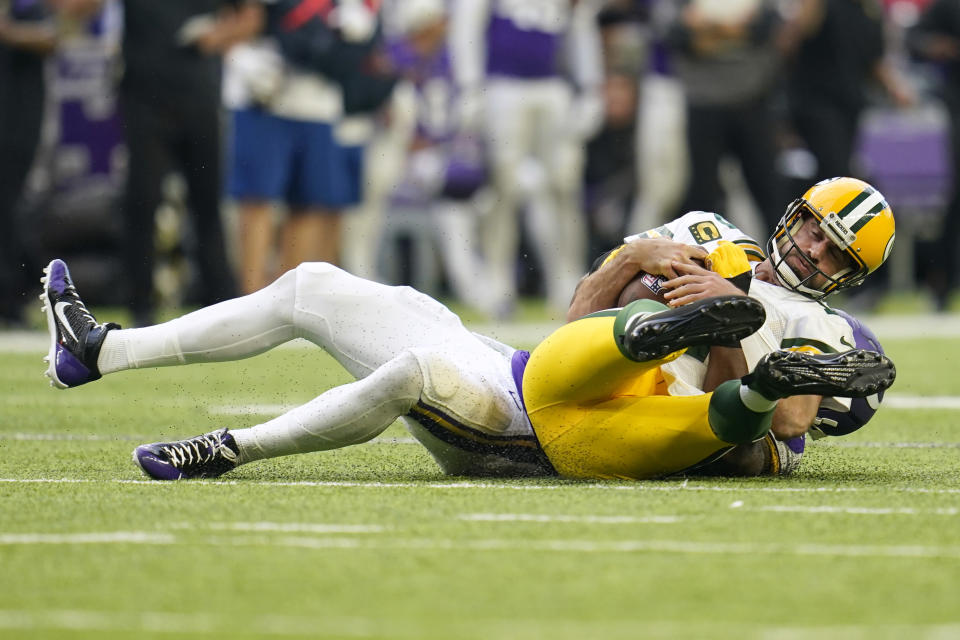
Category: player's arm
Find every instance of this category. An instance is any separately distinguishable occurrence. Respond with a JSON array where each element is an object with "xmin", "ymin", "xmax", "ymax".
[
  {"xmin": 567, "ymin": 239, "xmax": 708, "ymax": 321},
  {"xmin": 0, "ymin": 13, "xmax": 56, "ymax": 54},
  {"xmin": 702, "ymin": 346, "xmax": 748, "ymax": 392},
  {"xmin": 771, "ymin": 394, "xmax": 821, "ymax": 439}
]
